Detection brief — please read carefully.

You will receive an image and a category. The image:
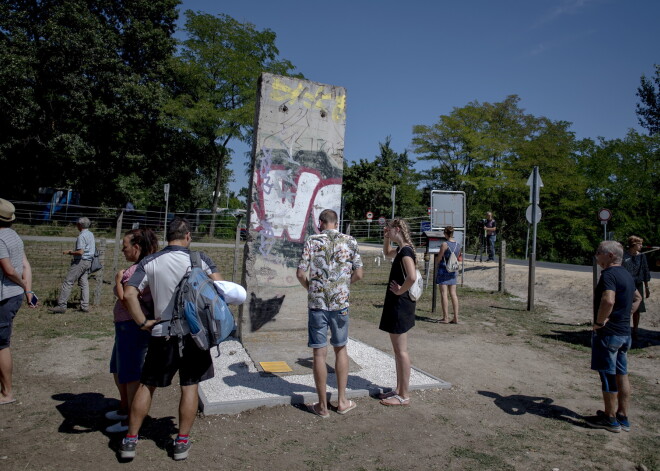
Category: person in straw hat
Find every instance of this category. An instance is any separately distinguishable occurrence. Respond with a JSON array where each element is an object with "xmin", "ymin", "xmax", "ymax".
[{"xmin": 0, "ymin": 198, "xmax": 36, "ymax": 405}]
